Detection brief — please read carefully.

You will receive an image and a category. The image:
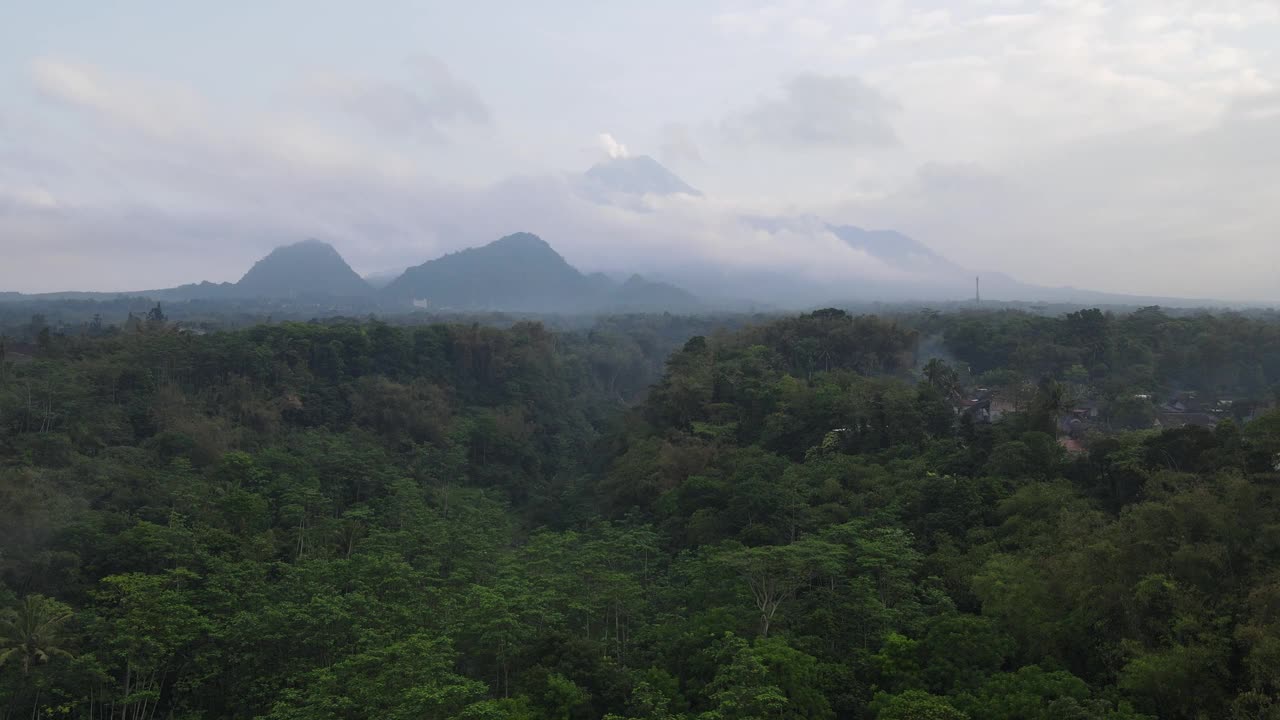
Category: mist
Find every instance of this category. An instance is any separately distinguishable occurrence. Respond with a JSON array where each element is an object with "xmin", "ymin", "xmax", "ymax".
[{"xmin": 2, "ymin": 2, "xmax": 1279, "ymax": 303}]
